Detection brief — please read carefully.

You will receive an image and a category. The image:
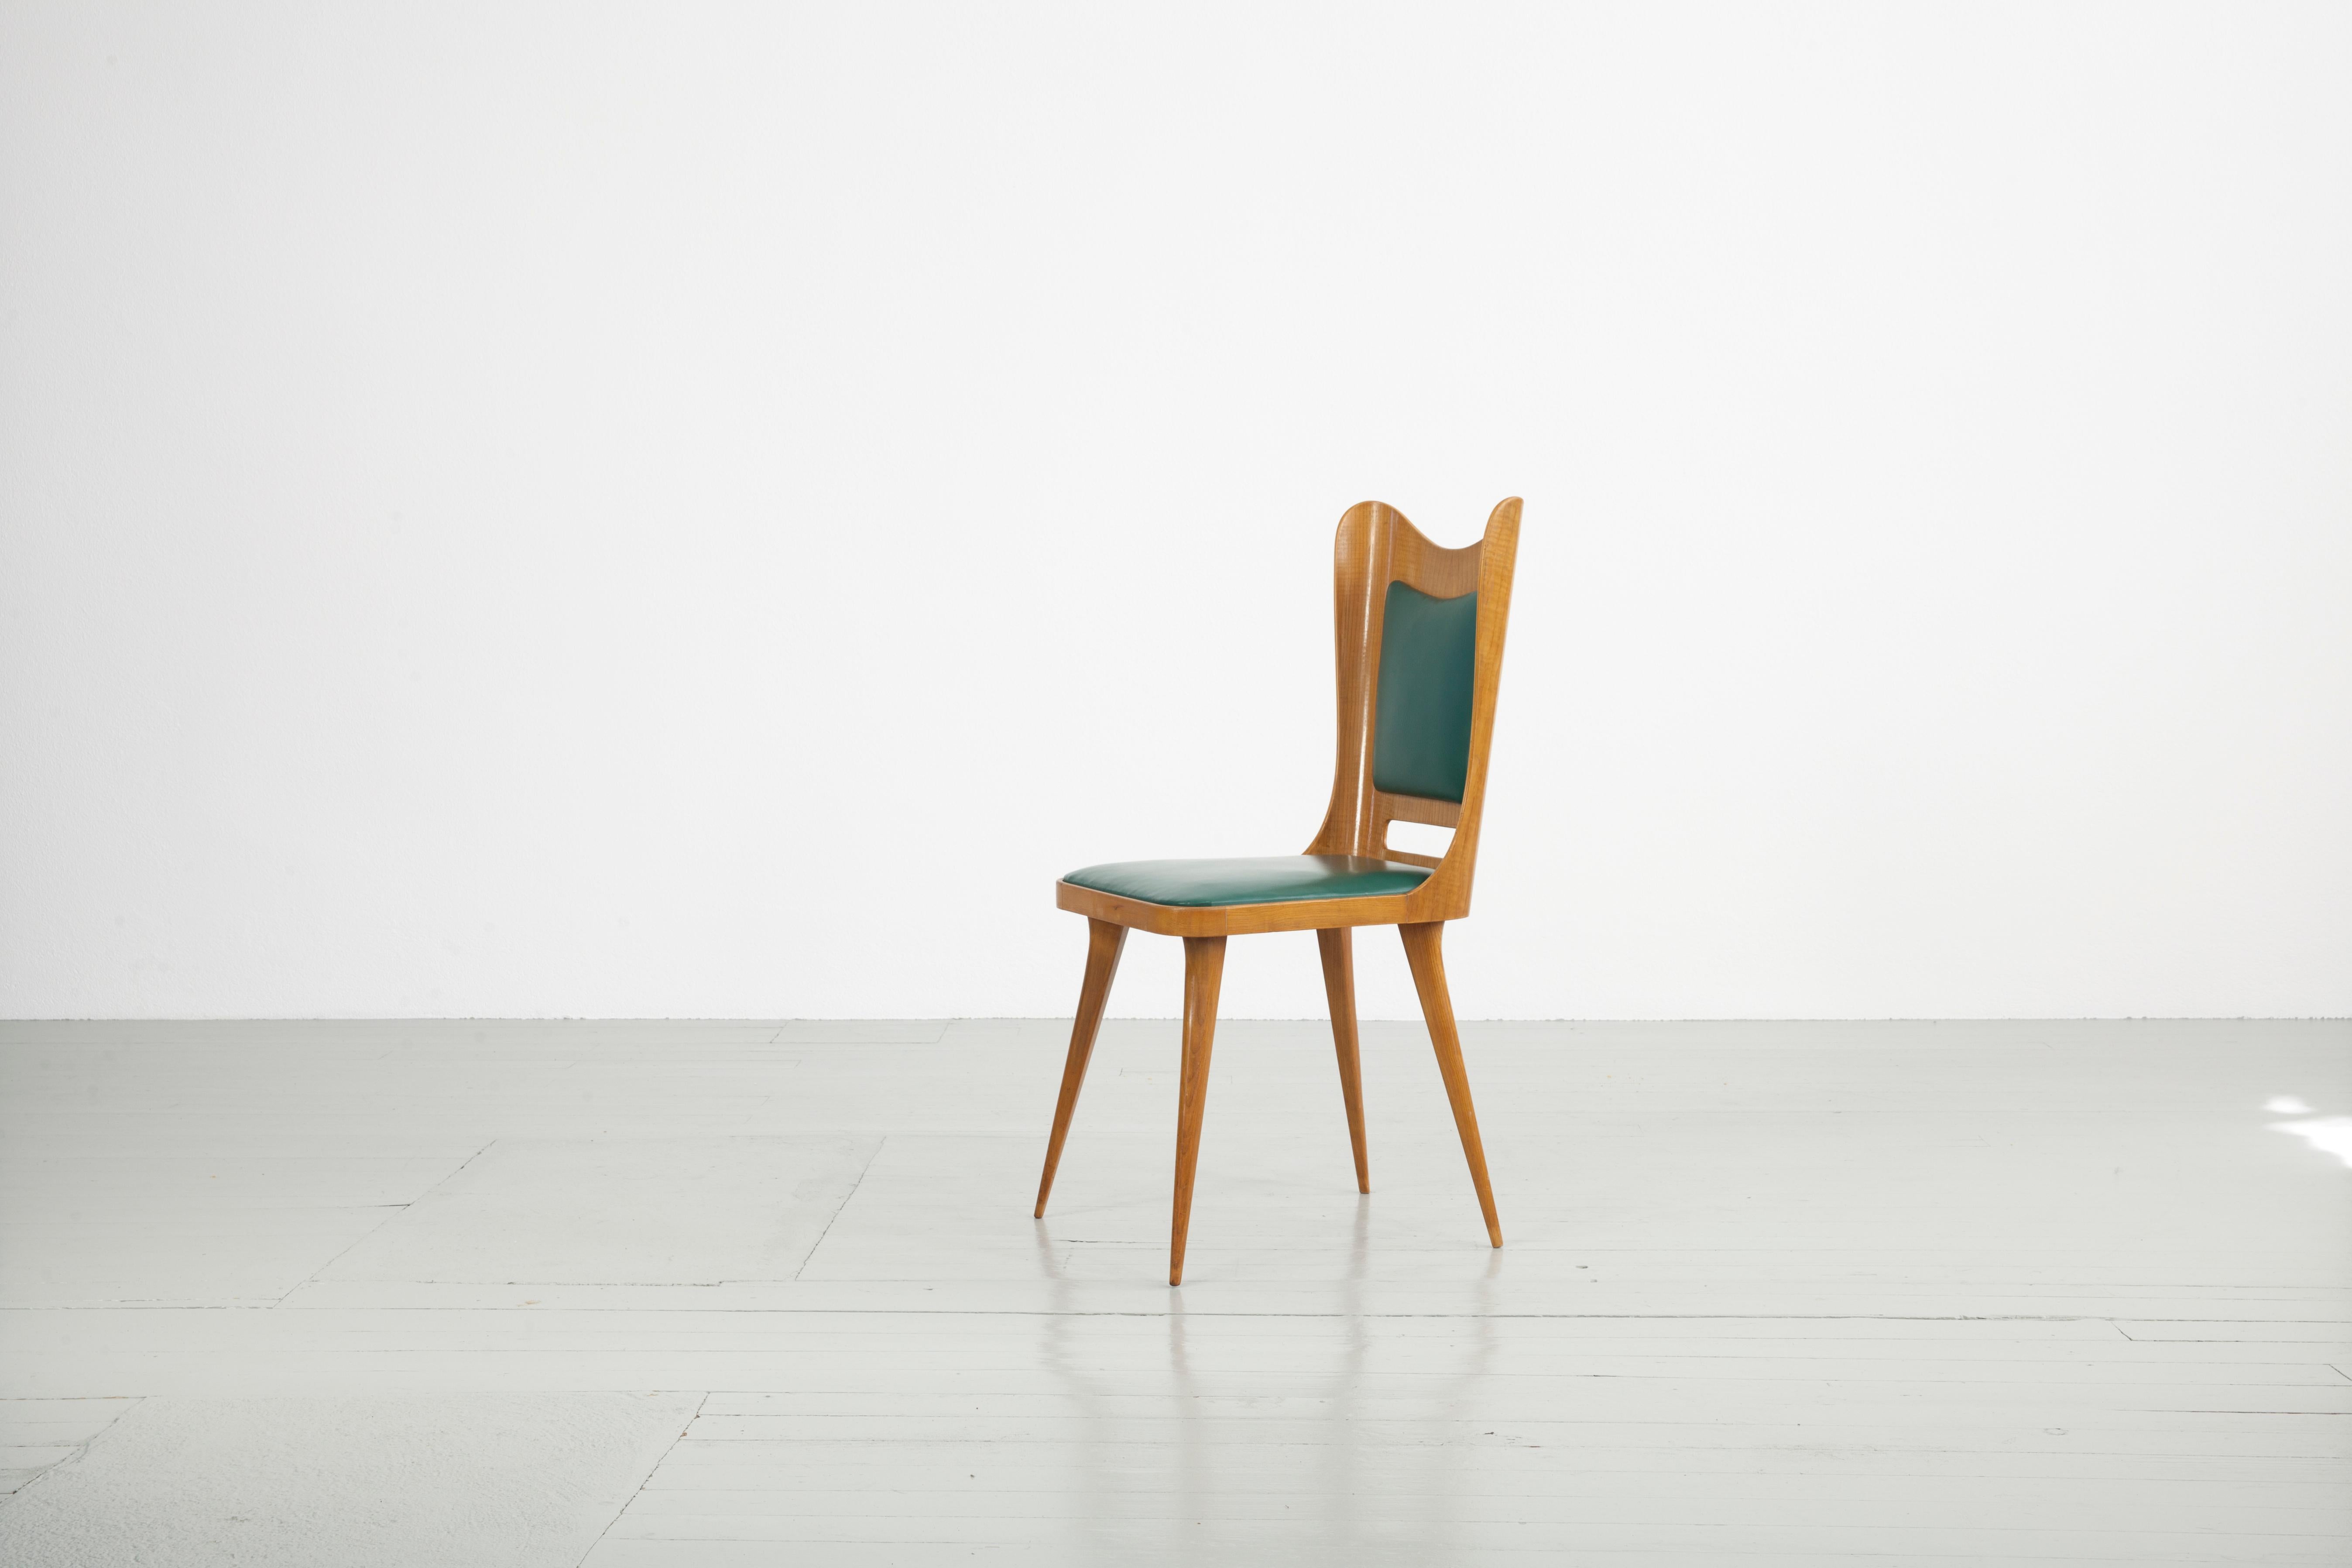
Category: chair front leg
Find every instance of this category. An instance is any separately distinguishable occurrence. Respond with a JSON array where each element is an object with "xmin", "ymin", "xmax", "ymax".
[
  {"xmin": 1317, "ymin": 928, "xmax": 1371, "ymax": 1194},
  {"xmin": 1168, "ymin": 933, "xmax": 1227, "ymax": 1285},
  {"xmin": 1034, "ymin": 917, "xmax": 1127, "ymax": 1217},
  {"xmin": 1399, "ymin": 921, "xmax": 1502, "ymax": 1247}
]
